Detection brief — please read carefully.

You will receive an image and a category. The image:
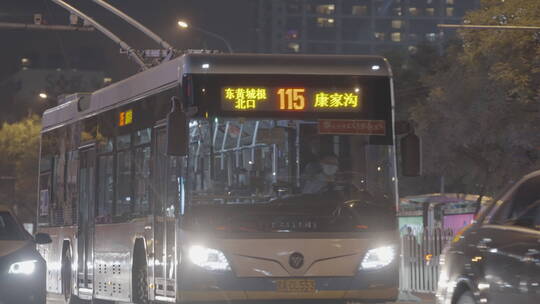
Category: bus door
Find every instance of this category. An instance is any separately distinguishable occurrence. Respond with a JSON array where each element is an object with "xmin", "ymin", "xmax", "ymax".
[
  {"xmin": 153, "ymin": 128, "xmax": 178, "ymax": 299},
  {"xmin": 77, "ymin": 146, "xmax": 96, "ymax": 295}
]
